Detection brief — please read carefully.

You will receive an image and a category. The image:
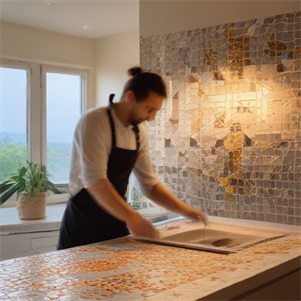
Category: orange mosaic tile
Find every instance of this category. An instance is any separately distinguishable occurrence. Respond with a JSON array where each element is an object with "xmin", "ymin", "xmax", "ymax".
[{"xmin": 0, "ymin": 236, "xmax": 300, "ymax": 300}]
